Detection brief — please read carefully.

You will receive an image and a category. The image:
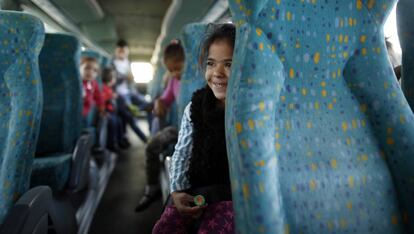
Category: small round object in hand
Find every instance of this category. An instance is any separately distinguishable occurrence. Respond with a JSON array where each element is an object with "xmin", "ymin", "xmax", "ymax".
[{"xmin": 193, "ymin": 195, "xmax": 206, "ymax": 206}]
